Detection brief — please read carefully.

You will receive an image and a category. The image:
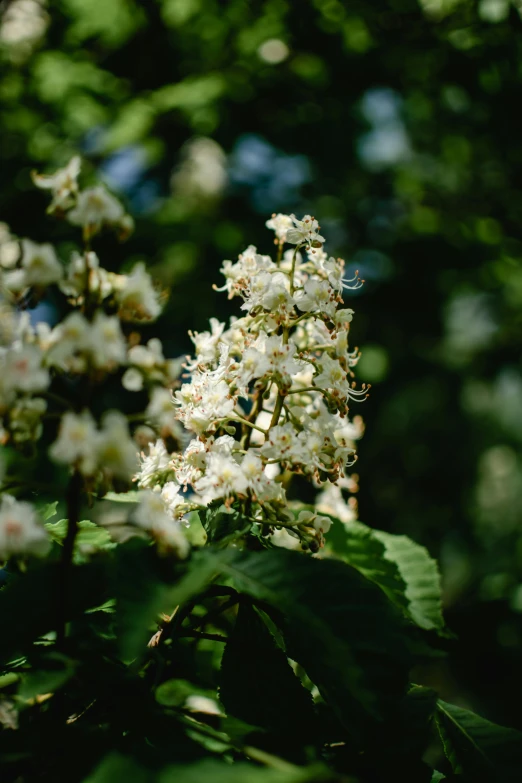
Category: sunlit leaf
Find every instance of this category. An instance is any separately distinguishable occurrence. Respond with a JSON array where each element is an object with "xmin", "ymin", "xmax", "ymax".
[{"xmin": 327, "ymin": 518, "xmax": 444, "ymax": 631}]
